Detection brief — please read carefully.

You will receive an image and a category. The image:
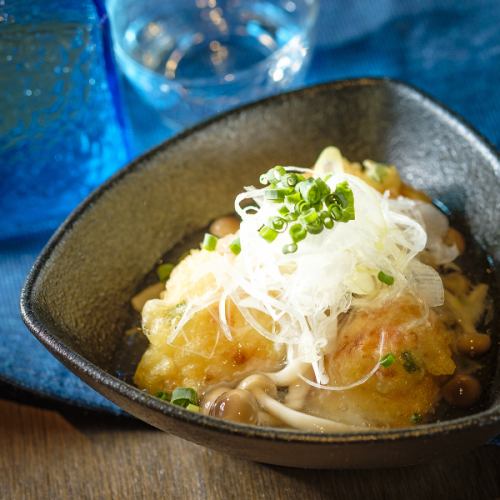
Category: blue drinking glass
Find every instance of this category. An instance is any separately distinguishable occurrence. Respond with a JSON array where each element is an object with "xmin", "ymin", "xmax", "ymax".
[
  {"xmin": 107, "ymin": 0, "xmax": 318, "ymax": 130},
  {"xmin": 0, "ymin": 0, "xmax": 130, "ymax": 240}
]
